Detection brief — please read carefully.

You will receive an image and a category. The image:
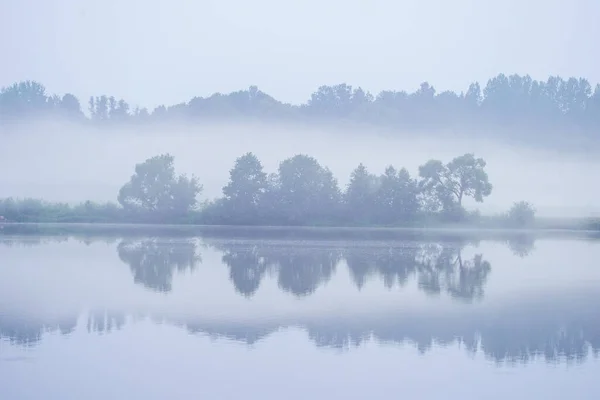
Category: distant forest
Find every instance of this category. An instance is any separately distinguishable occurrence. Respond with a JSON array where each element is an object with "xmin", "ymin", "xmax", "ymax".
[{"xmin": 1, "ymin": 75, "xmax": 599, "ymax": 144}]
